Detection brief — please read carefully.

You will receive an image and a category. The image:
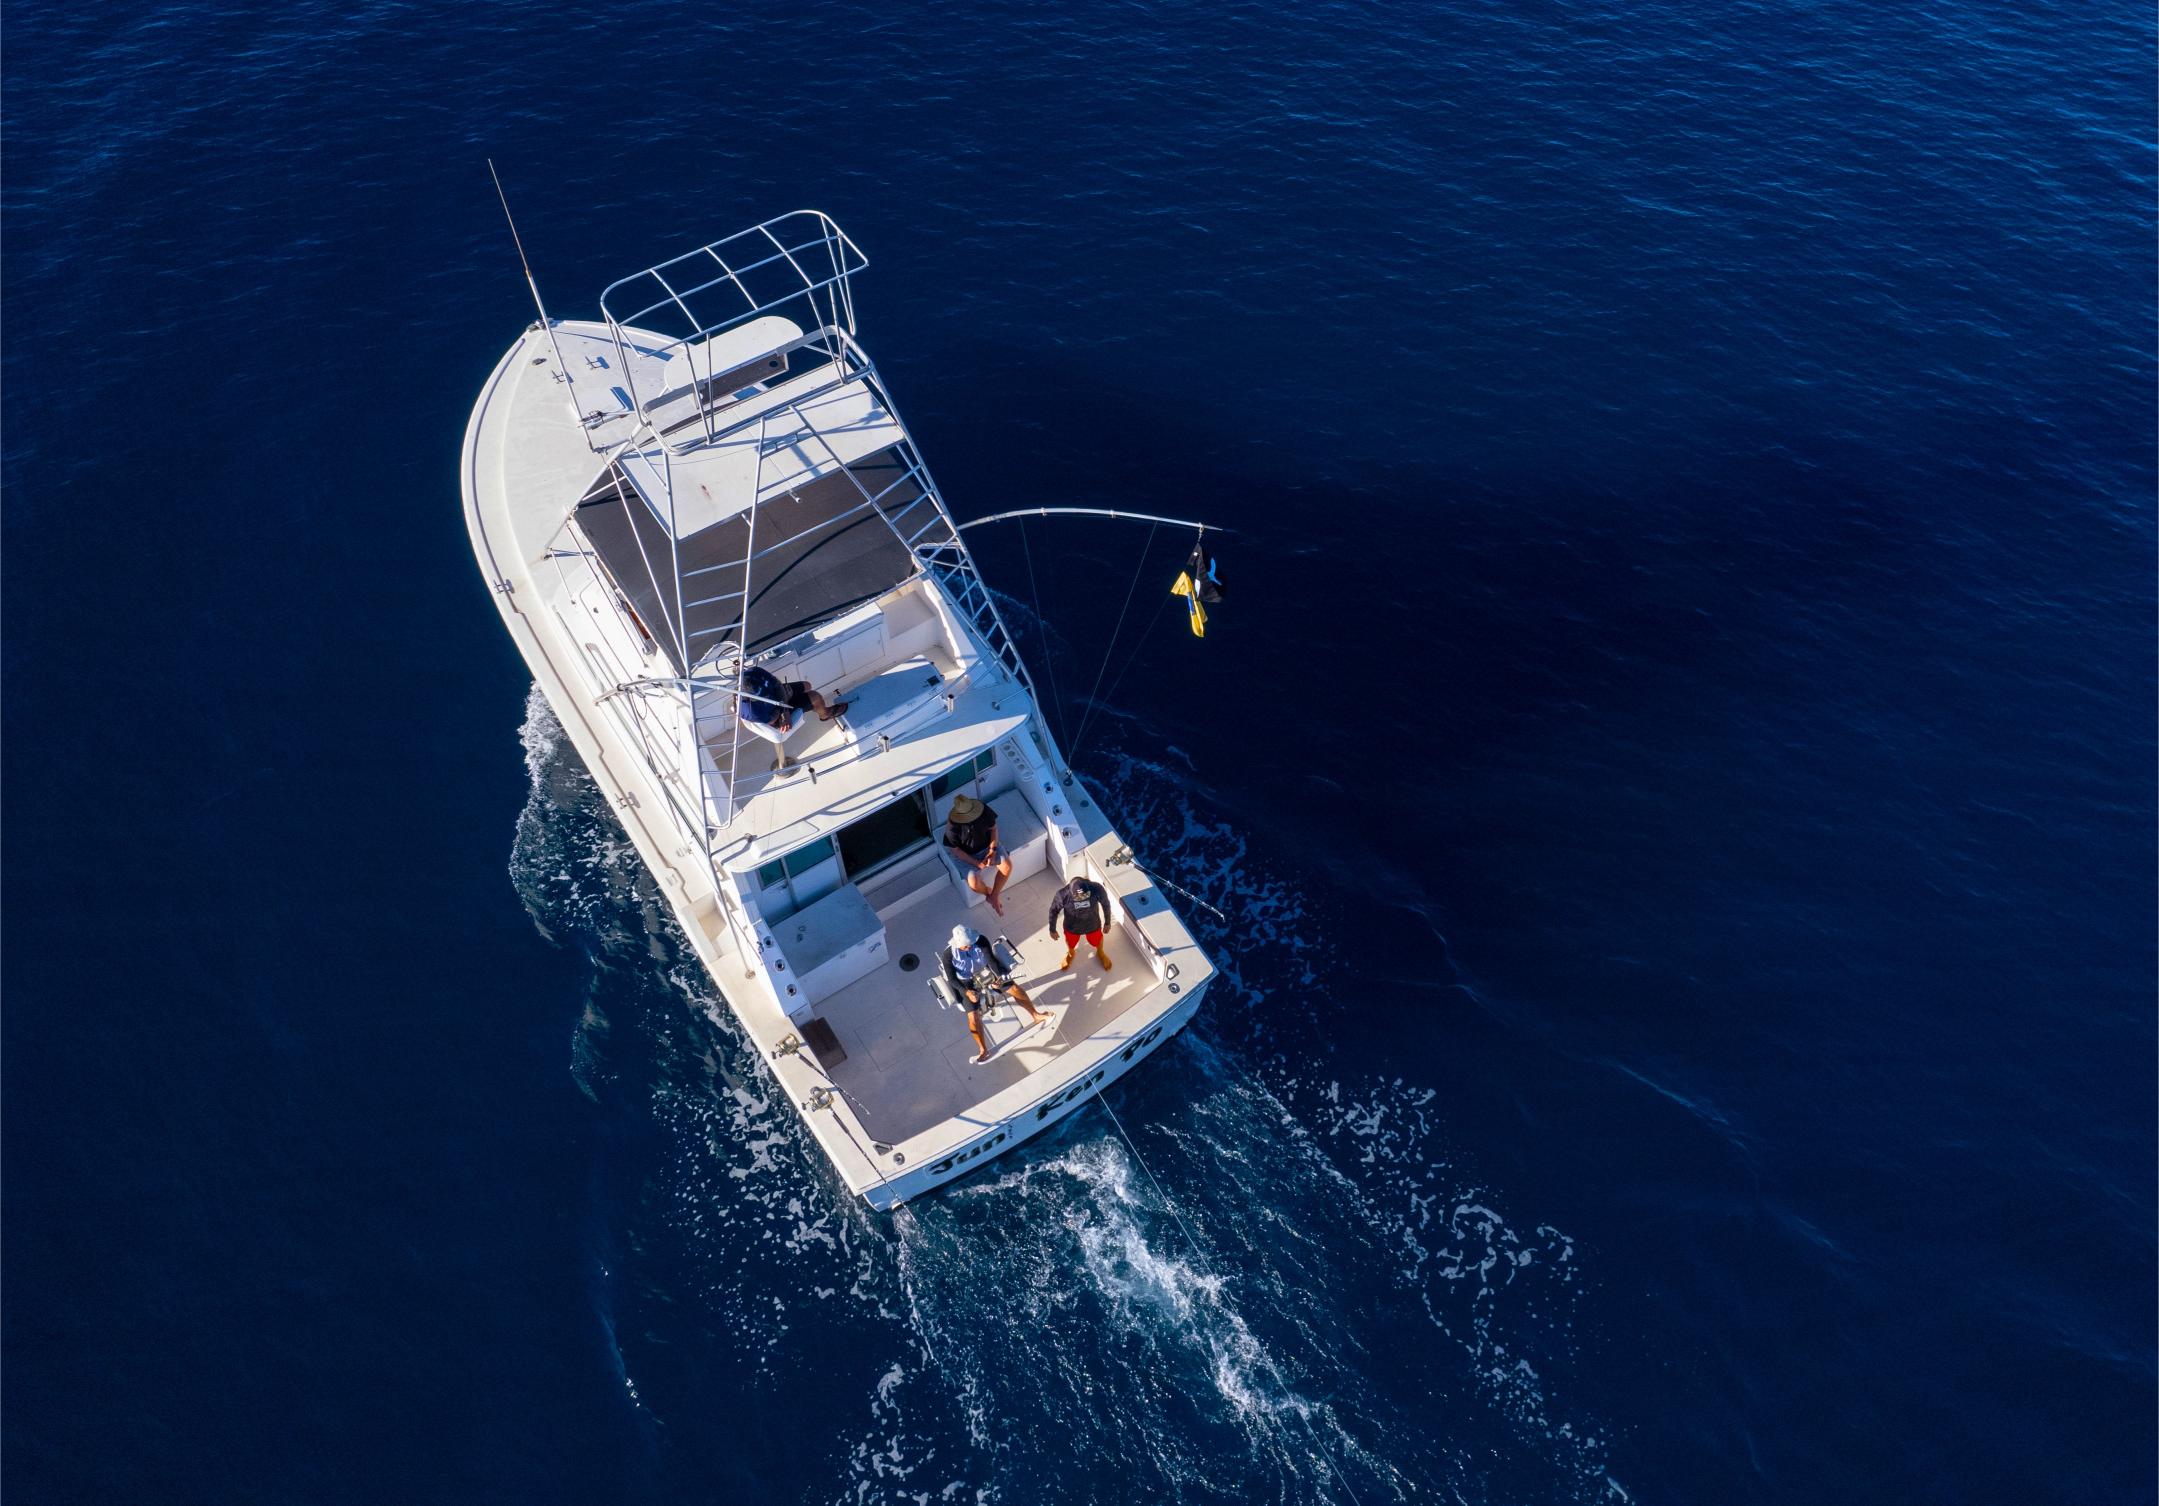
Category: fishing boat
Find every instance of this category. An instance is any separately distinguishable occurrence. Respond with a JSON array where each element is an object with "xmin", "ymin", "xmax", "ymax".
[{"xmin": 461, "ymin": 211, "xmax": 1216, "ymax": 1207}]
